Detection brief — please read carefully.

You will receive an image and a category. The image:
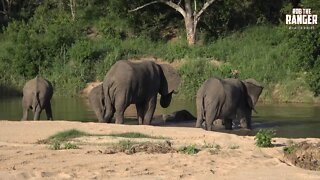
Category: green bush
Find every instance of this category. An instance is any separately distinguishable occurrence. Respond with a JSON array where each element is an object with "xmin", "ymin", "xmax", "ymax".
[{"xmin": 254, "ymin": 129, "xmax": 276, "ymax": 147}]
